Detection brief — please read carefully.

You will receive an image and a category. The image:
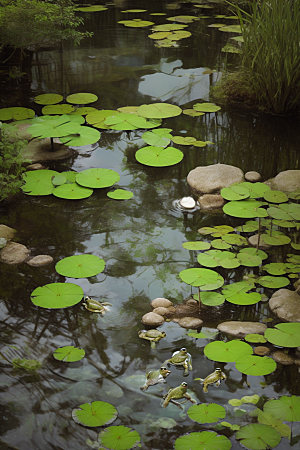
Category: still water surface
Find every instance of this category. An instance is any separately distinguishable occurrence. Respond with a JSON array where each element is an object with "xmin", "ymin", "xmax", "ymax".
[{"xmin": 1, "ymin": 1, "xmax": 300, "ymax": 449}]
